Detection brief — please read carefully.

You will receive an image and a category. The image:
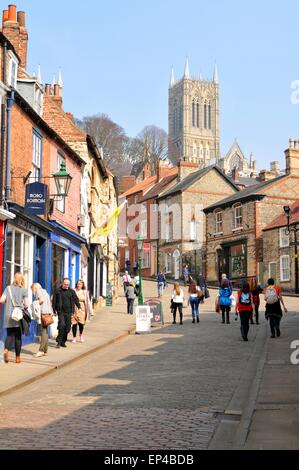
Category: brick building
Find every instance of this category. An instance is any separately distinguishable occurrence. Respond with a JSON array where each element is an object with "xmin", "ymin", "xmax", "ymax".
[
  {"xmin": 262, "ymin": 200, "xmax": 299, "ymax": 293},
  {"xmin": 204, "ymin": 141, "xmax": 299, "ymax": 286}
]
